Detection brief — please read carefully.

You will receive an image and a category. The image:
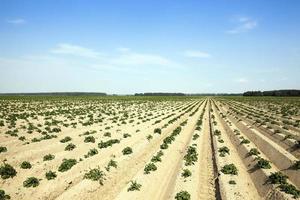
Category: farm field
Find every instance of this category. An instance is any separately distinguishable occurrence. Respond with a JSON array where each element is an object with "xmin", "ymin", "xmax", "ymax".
[{"xmin": 0, "ymin": 96, "xmax": 299, "ymax": 200}]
